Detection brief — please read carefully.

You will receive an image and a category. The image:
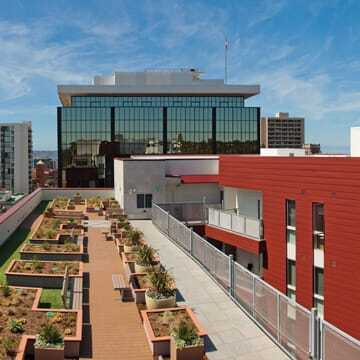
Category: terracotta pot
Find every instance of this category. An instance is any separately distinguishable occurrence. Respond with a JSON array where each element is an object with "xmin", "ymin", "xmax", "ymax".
[
  {"xmin": 170, "ymin": 337, "xmax": 204, "ymax": 360},
  {"xmin": 134, "ymin": 262, "xmax": 160, "ymax": 274},
  {"xmin": 145, "ymin": 291, "xmax": 176, "ymax": 310},
  {"xmin": 35, "ymin": 346, "xmax": 64, "ymax": 360}
]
